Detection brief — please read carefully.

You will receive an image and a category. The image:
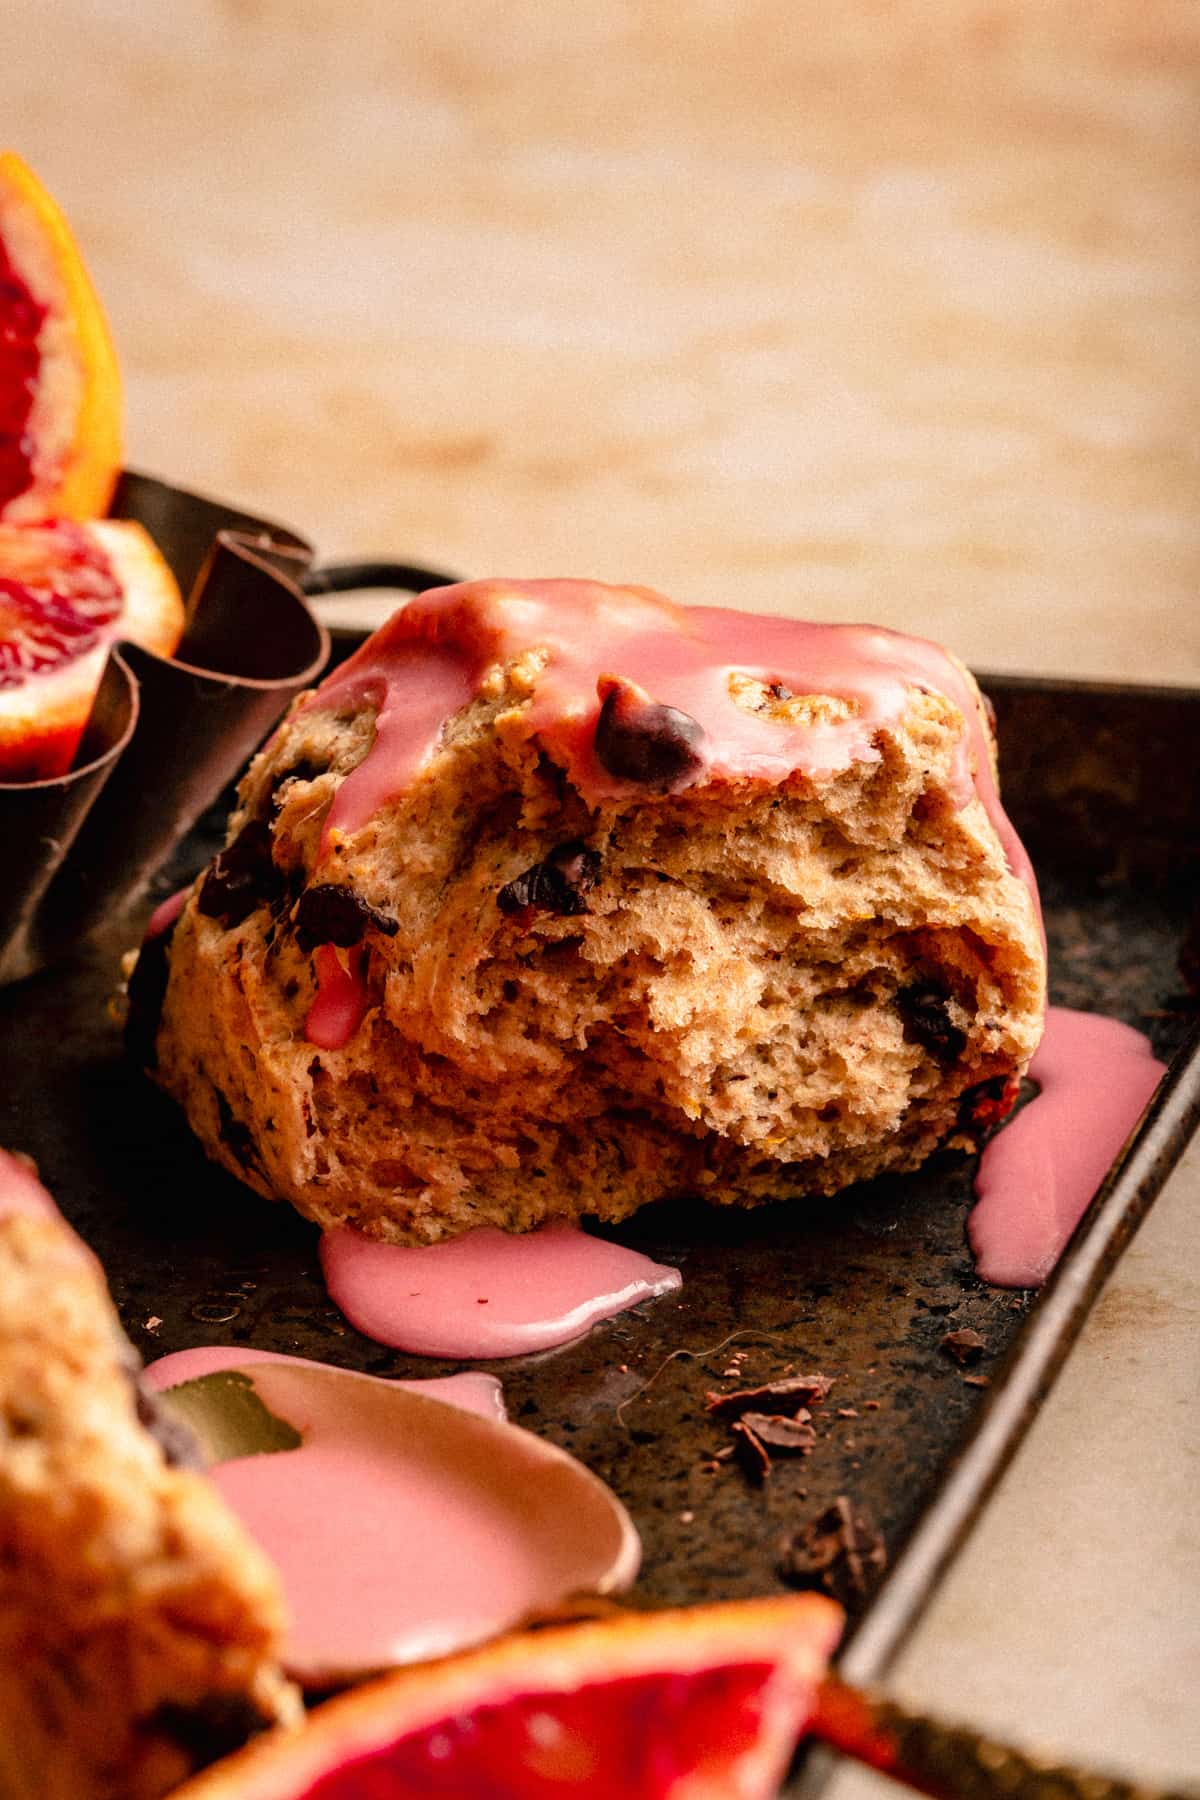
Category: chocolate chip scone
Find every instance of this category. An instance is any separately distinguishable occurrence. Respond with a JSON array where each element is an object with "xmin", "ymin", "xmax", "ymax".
[
  {"xmin": 145, "ymin": 579, "xmax": 1045, "ymax": 1244},
  {"xmin": 0, "ymin": 1150, "xmax": 300, "ymax": 1800}
]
